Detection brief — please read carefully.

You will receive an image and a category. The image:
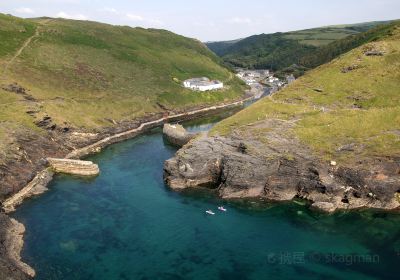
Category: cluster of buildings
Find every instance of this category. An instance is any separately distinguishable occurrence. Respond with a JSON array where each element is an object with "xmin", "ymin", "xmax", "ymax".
[
  {"xmin": 183, "ymin": 77, "xmax": 224, "ymax": 92},
  {"xmin": 236, "ymin": 68, "xmax": 296, "ymax": 94},
  {"xmin": 236, "ymin": 69, "xmax": 271, "ymax": 86},
  {"xmin": 181, "ymin": 70, "xmax": 295, "ymax": 95}
]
